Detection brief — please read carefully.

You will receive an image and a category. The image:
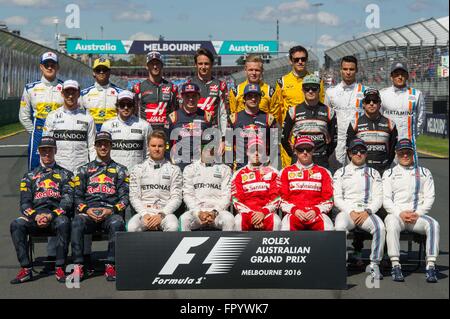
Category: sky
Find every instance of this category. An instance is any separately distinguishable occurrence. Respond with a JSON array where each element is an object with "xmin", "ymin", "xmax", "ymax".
[{"xmin": 0, "ymin": 0, "xmax": 448, "ymax": 65}]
